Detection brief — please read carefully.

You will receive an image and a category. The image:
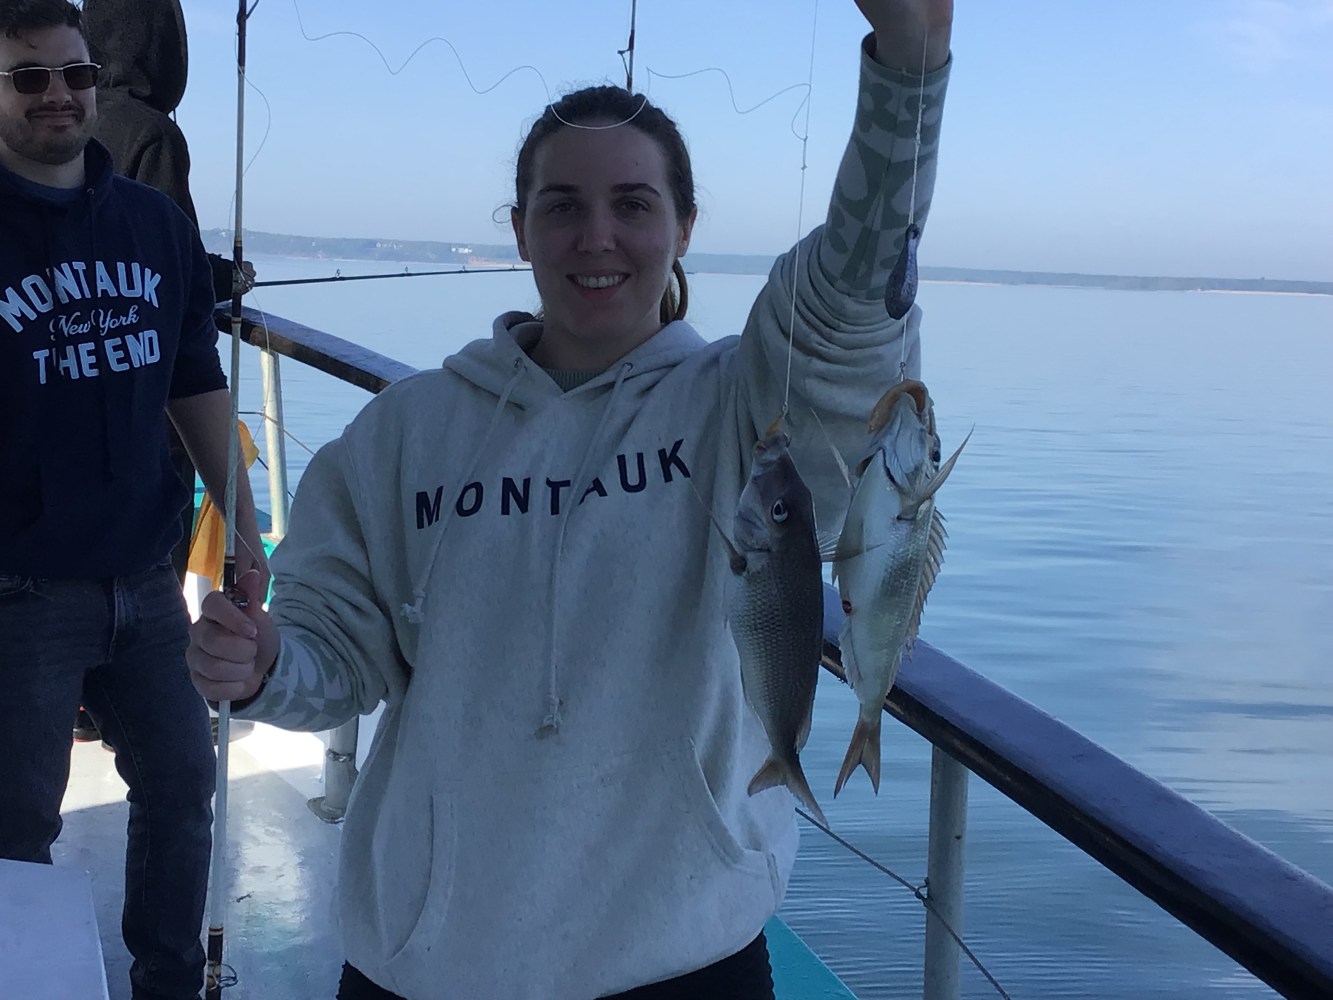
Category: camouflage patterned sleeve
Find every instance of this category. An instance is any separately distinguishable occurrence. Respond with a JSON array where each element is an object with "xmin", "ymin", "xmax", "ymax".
[
  {"xmin": 231, "ymin": 436, "xmax": 405, "ymax": 732},
  {"xmin": 727, "ymin": 36, "xmax": 952, "ymax": 534},
  {"xmin": 819, "ymin": 35, "xmax": 951, "ymax": 300}
]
